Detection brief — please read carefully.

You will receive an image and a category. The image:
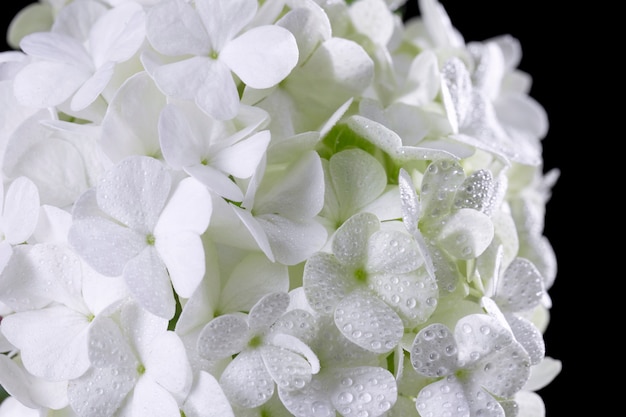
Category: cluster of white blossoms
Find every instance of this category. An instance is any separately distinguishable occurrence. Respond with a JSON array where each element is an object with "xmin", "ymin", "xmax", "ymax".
[{"xmin": 0, "ymin": 0, "xmax": 562, "ymax": 416}]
